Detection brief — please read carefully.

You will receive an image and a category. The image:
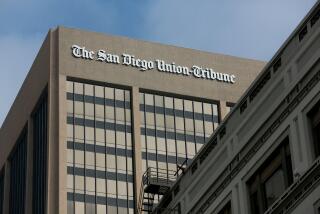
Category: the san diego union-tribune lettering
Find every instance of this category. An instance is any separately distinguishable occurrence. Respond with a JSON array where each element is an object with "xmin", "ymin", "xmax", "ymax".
[{"xmin": 71, "ymin": 44, "xmax": 236, "ymax": 84}]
